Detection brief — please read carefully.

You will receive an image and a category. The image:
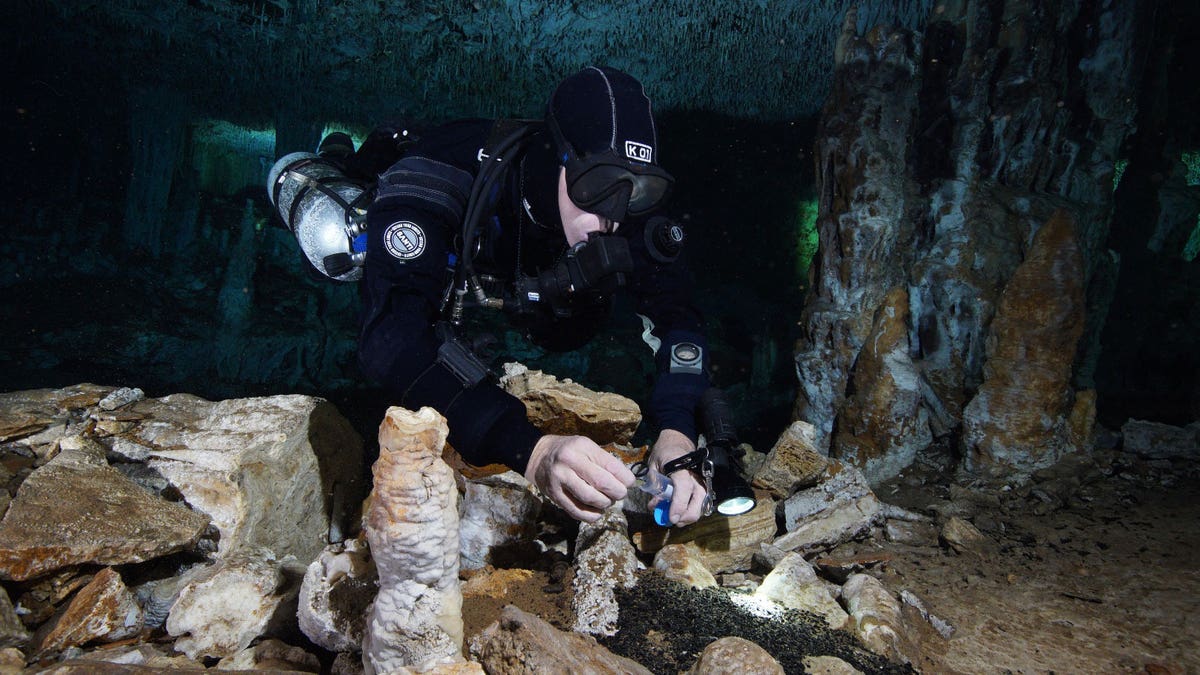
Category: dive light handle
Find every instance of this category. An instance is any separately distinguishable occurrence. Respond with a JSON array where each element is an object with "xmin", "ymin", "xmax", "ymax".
[{"xmin": 700, "ymin": 388, "xmax": 738, "ymax": 448}]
